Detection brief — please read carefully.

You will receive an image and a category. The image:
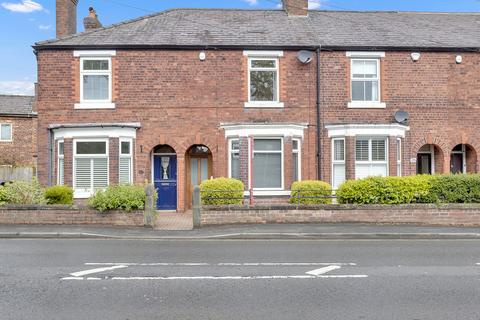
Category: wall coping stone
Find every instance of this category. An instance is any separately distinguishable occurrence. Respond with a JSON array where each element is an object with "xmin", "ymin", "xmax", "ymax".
[{"xmin": 0, "ymin": 204, "xmax": 144, "ymax": 215}]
